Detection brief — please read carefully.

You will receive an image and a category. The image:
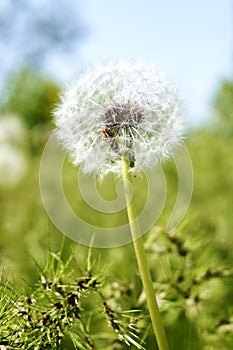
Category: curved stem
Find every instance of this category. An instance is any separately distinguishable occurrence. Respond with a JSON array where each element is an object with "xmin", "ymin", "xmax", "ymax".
[{"xmin": 121, "ymin": 157, "xmax": 169, "ymax": 350}]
